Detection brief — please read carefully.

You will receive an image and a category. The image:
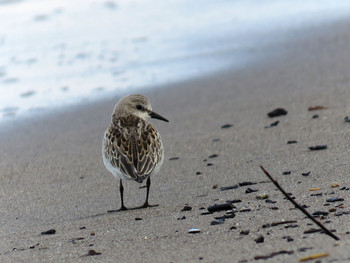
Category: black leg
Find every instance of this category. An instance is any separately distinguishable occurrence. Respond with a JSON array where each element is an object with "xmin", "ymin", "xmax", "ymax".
[
  {"xmin": 119, "ymin": 179, "xmax": 127, "ymax": 210},
  {"xmin": 142, "ymin": 177, "xmax": 151, "ymax": 207}
]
